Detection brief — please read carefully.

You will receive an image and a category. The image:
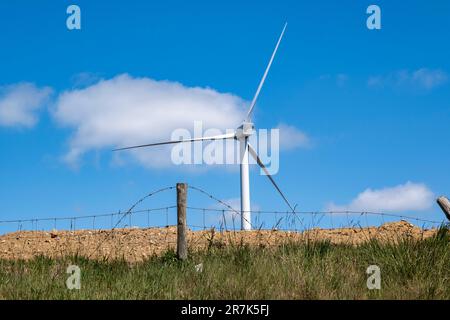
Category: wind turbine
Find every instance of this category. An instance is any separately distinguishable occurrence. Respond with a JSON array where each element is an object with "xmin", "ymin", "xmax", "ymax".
[{"xmin": 114, "ymin": 23, "xmax": 294, "ymax": 230}]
